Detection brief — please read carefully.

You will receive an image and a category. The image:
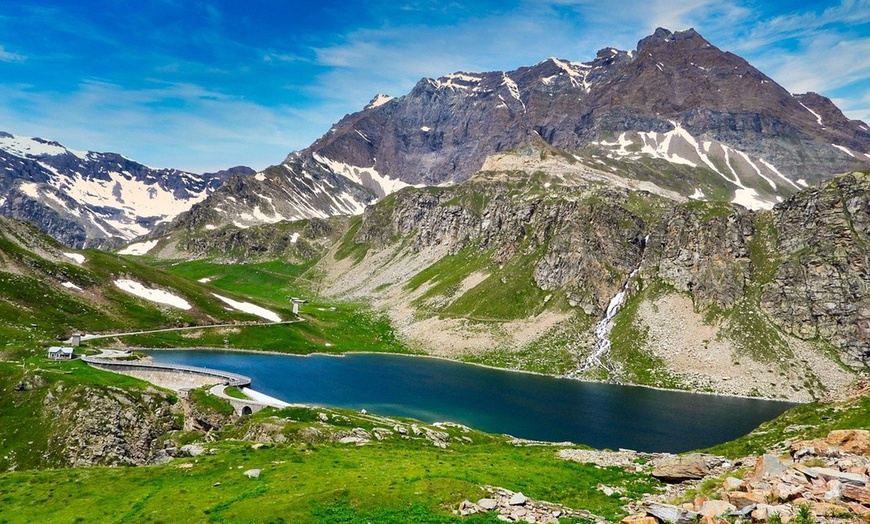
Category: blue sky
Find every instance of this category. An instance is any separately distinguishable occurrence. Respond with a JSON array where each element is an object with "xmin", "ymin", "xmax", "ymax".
[{"xmin": 0, "ymin": 0, "xmax": 867, "ymax": 173}]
